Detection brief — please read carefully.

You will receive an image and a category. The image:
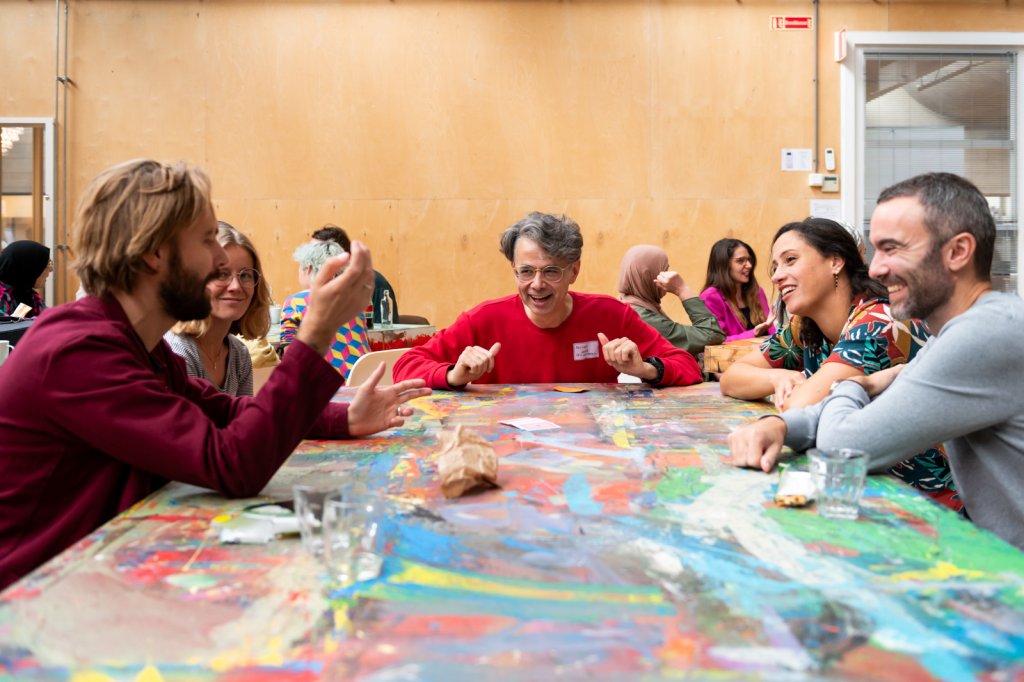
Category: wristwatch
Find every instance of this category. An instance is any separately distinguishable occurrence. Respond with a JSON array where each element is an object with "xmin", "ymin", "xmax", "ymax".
[{"xmin": 643, "ymin": 357, "xmax": 665, "ymax": 385}]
